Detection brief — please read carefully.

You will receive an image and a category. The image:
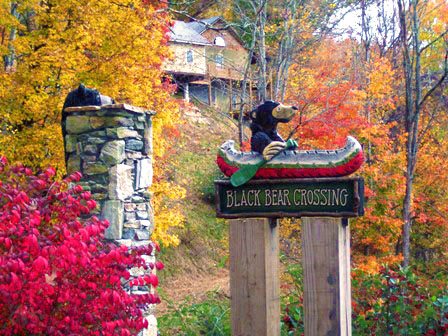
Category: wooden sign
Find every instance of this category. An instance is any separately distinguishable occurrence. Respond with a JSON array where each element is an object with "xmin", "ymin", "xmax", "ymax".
[{"xmin": 215, "ymin": 177, "xmax": 364, "ymax": 218}]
